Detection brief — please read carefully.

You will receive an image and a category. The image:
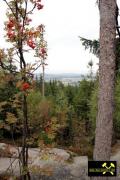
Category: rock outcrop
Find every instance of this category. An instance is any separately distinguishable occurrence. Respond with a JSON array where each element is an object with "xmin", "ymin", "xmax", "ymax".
[{"xmin": 0, "ymin": 143, "xmax": 89, "ymax": 180}]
